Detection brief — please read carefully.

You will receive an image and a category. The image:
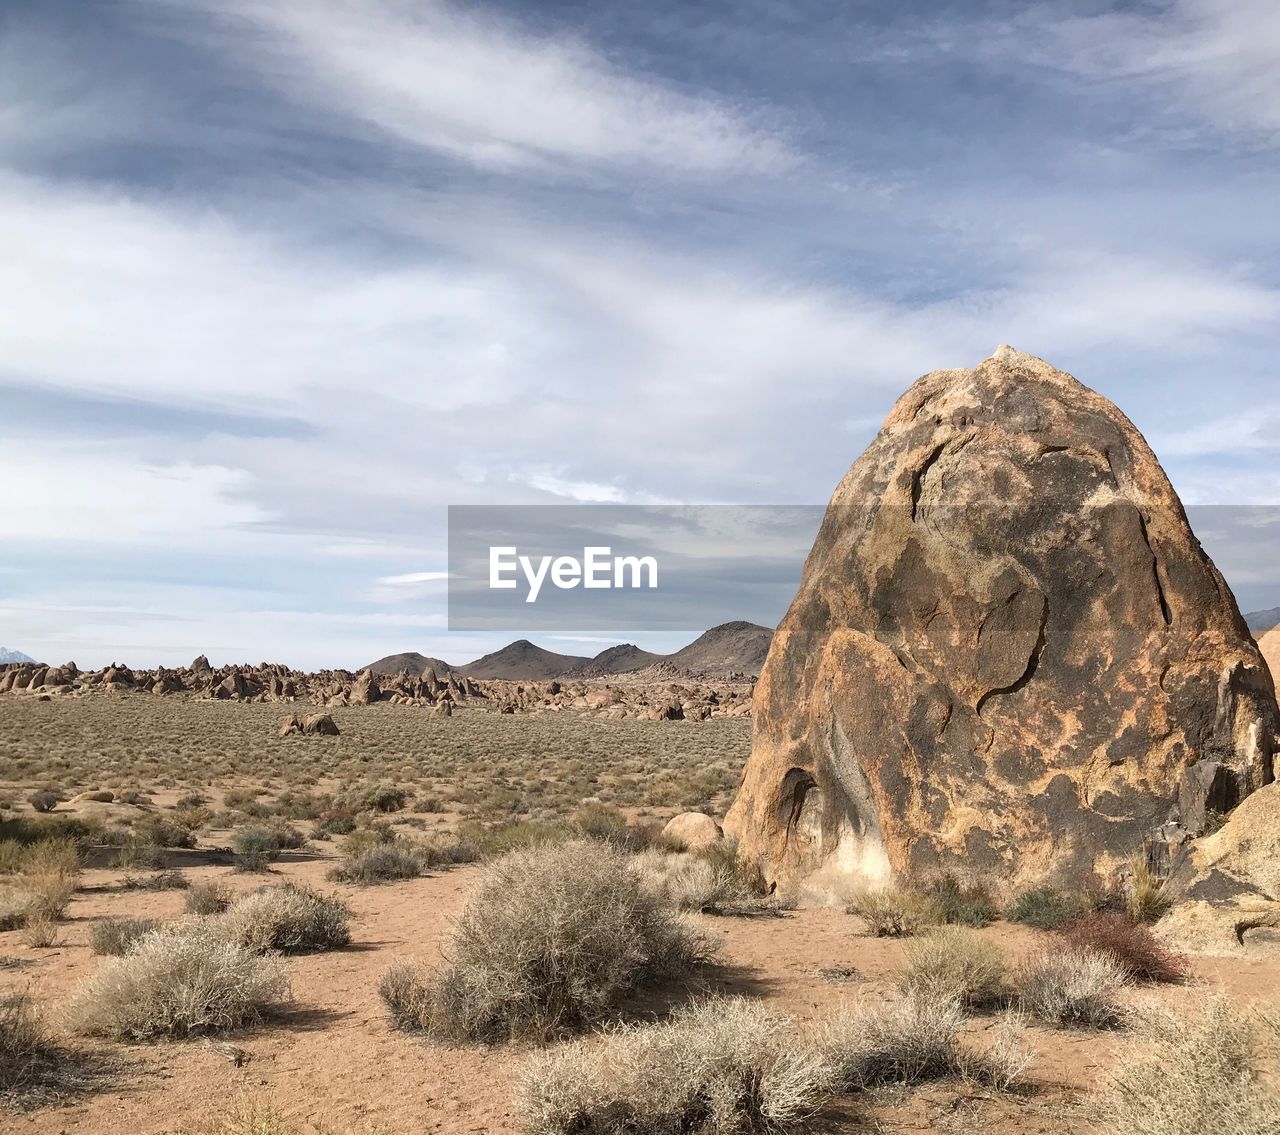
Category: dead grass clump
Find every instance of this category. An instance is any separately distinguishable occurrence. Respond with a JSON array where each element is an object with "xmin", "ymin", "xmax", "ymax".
[
  {"xmin": 91, "ymin": 918, "xmax": 161, "ymax": 956},
  {"xmin": 846, "ymin": 887, "xmax": 943, "ymax": 937},
  {"xmin": 1094, "ymin": 993, "xmax": 1280, "ymax": 1135},
  {"xmin": 1128, "ymin": 858, "xmax": 1173, "ymax": 924},
  {"xmin": 517, "ymin": 996, "xmax": 832, "ymax": 1135},
  {"xmin": 898, "ymin": 927, "xmax": 1009, "ymax": 1009},
  {"xmin": 1014, "ymin": 948, "xmax": 1127, "ymax": 1028},
  {"xmin": 184, "ymin": 881, "xmax": 233, "ymax": 916},
  {"xmin": 328, "ymin": 841, "xmax": 432, "ymax": 885},
  {"xmin": 630, "ymin": 847, "xmax": 779, "ymax": 917},
  {"xmin": 818, "ymin": 992, "xmax": 1031, "ymax": 1093},
  {"xmin": 65, "ymin": 920, "xmax": 290, "ymax": 1039},
  {"xmin": 383, "ymin": 840, "xmax": 716, "ymax": 1043},
  {"xmin": 19, "ymin": 911, "xmax": 60, "ymax": 948},
  {"xmin": 1060, "ymin": 911, "xmax": 1188, "ymax": 984},
  {"xmin": 1, "ymin": 991, "xmax": 66, "ymax": 1095},
  {"xmin": 221, "ymin": 884, "xmax": 351, "ymax": 954}
]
